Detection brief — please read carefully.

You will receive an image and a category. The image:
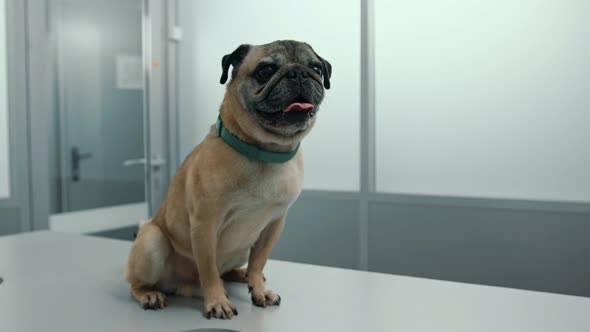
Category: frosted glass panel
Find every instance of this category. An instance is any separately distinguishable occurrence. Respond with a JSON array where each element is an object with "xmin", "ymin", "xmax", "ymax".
[
  {"xmin": 178, "ymin": 0, "xmax": 360, "ymax": 191},
  {"xmin": 375, "ymin": 0, "xmax": 590, "ymax": 201},
  {"xmin": 0, "ymin": 0, "xmax": 10, "ymax": 199}
]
